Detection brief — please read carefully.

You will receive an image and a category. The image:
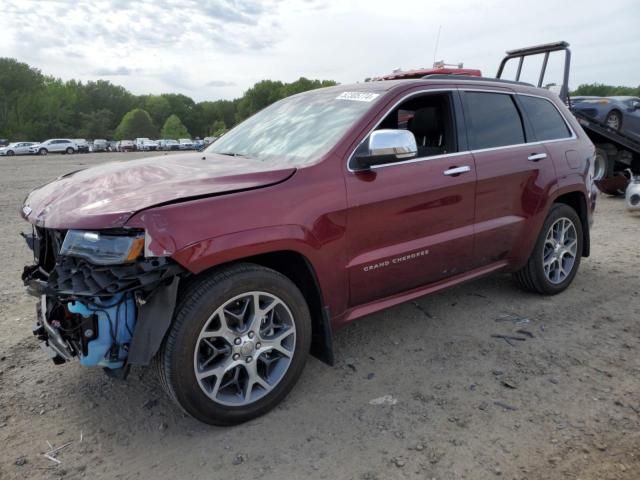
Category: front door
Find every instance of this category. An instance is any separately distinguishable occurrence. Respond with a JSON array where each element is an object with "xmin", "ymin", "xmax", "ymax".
[{"xmin": 345, "ymin": 90, "xmax": 476, "ymax": 307}]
